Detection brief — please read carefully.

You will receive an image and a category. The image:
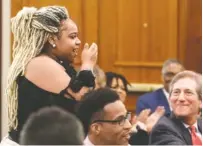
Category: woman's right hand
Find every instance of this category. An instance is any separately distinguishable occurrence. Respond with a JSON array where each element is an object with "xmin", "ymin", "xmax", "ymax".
[{"xmin": 81, "ymin": 43, "xmax": 98, "ymax": 70}]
